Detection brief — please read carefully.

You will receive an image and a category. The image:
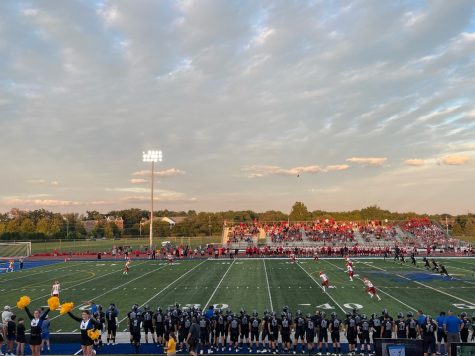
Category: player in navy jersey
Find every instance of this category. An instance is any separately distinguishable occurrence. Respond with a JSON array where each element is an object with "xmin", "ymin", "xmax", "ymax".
[
  {"xmin": 381, "ymin": 314, "xmax": 394, "ymax": 339},
  {"xmin": 214, "ymin": 311, "xmax": 226, "ymax": 351},
  {"xmin": 260, "ymin": 311, "xmax": 270, "ymax": 353},
  {"xmin": 154, "ymin": 307, "xmax": 165, "ymax": 346},
  {"xmin": 421, "ymin": 316, "xmax": 437, "ymax": 356},
  {"xmin": 345, "ymin": 313, "xmax": 357, "ymax": 355},
  {"xmin": 317, "ymin": 312, "xmax": 330, "ymax": 355},
  {"xmin": 396, "ymin": 312, "xmax": 407, "ymax": 339},
  {"xmin": 249, "ymin": 311, "xmax": 261, "ymax": 353},
  {"xmin": 143, "ymin": 305, "xmax": 156, "ymax": 344},
  {"xmin": 106, "ymin": 304, "xmax": 119, "ymax": 346},
  {"xmin": 305, "ymin": 313, "xmax": 315, "ymax": 354},
  {"xmin": 329, "ymin": 312, "xmax": 342, "ymax": 355},
  {"xmin": 267, "ymin": 312, "xmax": 279, "ymax": 354},
  {"xmin": 239, "ymin": 310, "xmax": 250, "ymax": 350},
  {"xmin": 198, "ymin": 315, "xmax": 212, "ymax": 354},
  {"xmin": 406, "ymin": 312, "xmax": 418, "ymax": 340},
  {"xmin": 293, "ymin": 311, "xmax": 305, "ymax": 354},
  {"xmin": 179, "ymin": 312, "xmax": 192, "ymax": 352},
  {"xmin": 279, "ymin": 313, "xmax": 291, "ymax": 353},
  {"xmin": 228, "ymin": 314, "xmax": 240, "ymax": 352},
  {"xmin": 358, "ymin": 315, "xmax": 371, "ymax": 355}
]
